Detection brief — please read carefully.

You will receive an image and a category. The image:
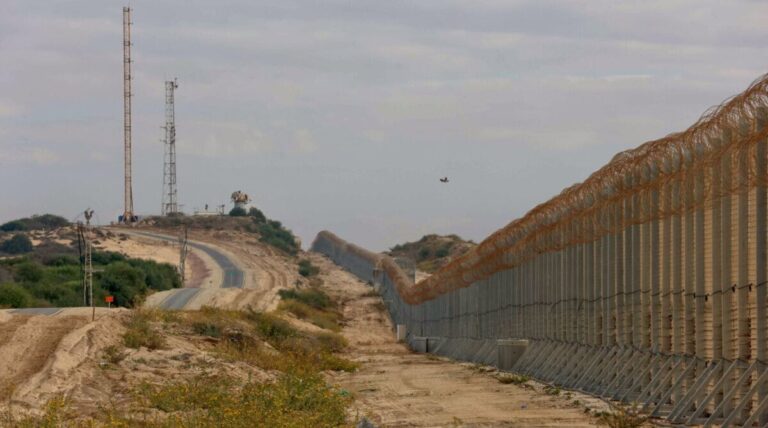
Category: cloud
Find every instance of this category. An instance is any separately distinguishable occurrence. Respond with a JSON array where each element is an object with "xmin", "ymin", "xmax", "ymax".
[
  {"xmin": 0, "ymin": 146, "xmax": 60, "ymax": 165},
  {"xmin": 191, "ymin": 123, "xmax": 274, "ymax": 157},
  {"xmin": 2, "ymin": 0, "xmax": 768, "ymax": 249},
  {"xmin": 291, "ymin": 129, "xmax": 317, "ymax": 154}
]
